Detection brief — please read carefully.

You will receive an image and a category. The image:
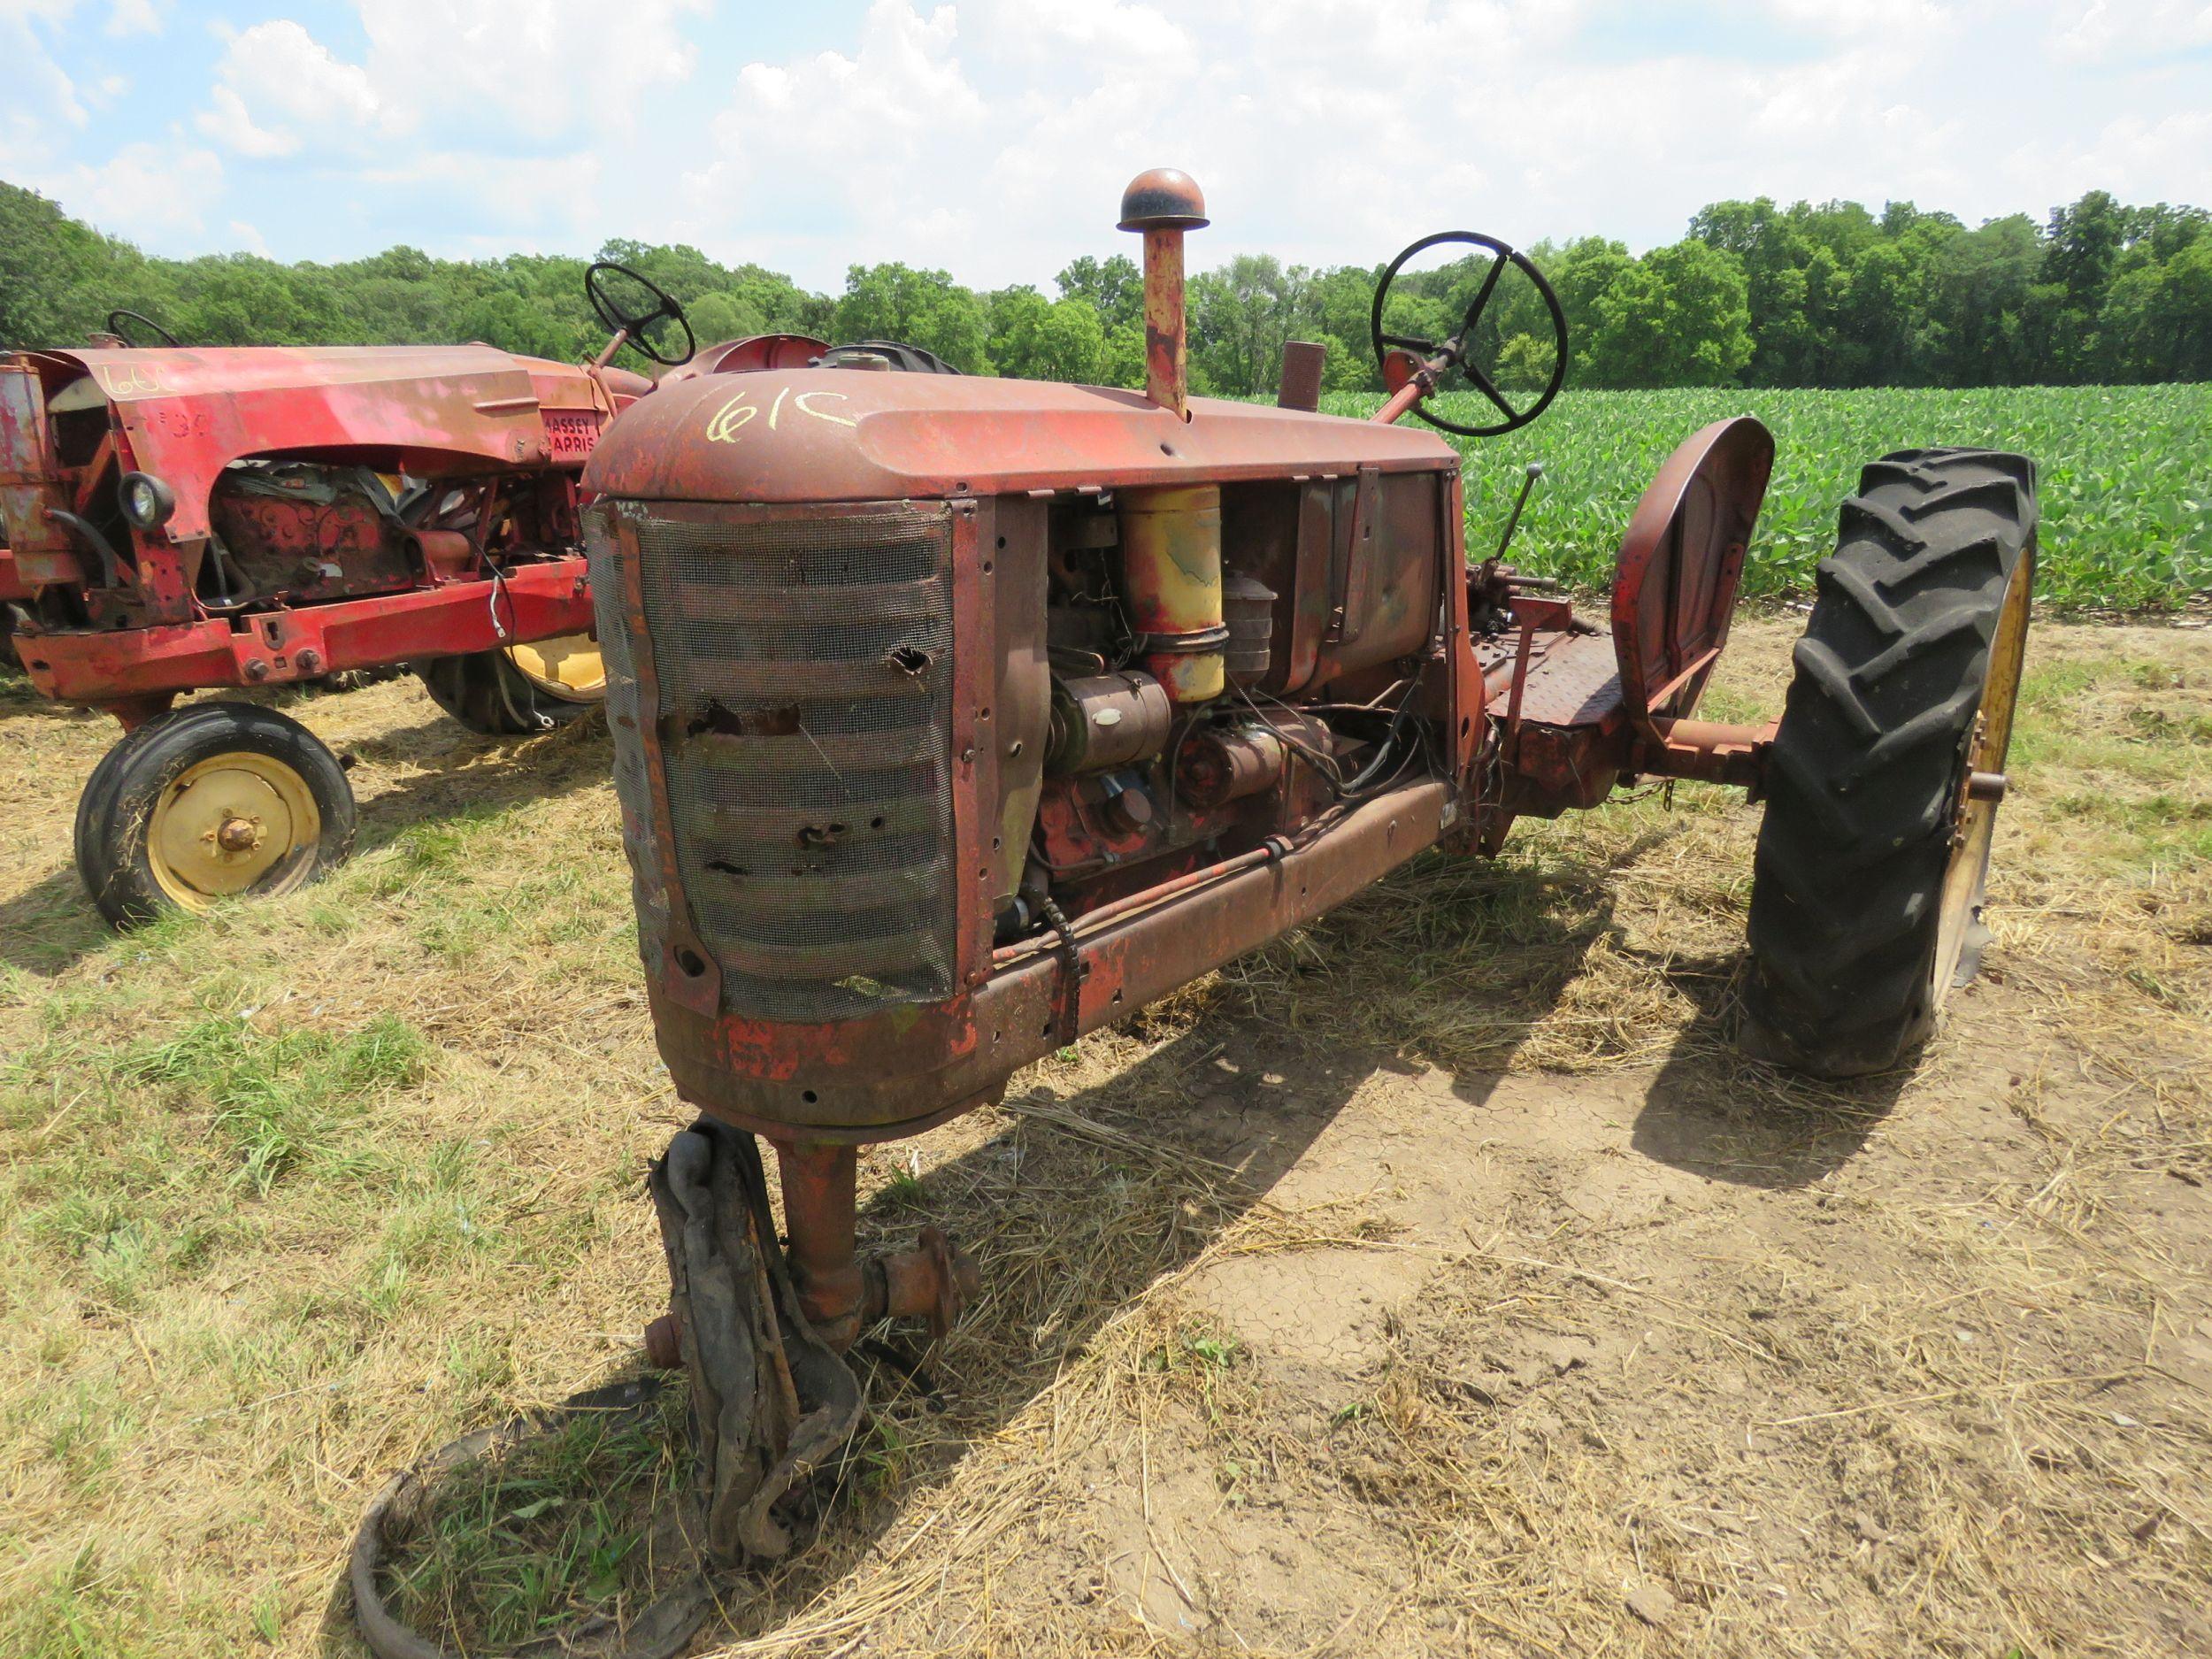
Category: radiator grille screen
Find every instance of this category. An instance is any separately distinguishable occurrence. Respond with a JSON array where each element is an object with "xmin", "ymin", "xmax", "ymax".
[{"xmin": 588, "ymin": 502, "xmax": 959, "ymax": 1024}]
